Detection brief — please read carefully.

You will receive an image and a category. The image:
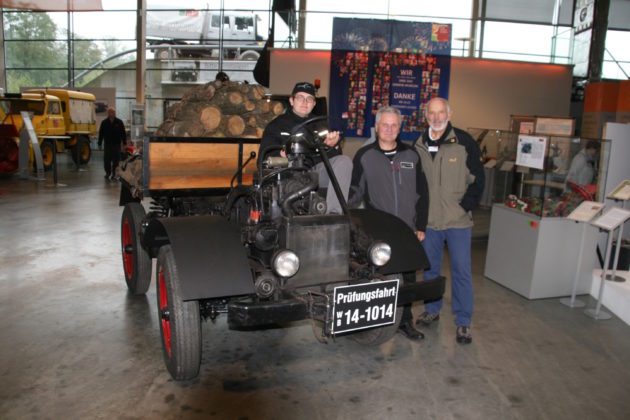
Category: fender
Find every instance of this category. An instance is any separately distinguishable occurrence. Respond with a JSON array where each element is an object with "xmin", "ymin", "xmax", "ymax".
[
  {"xmin": 349, "ymin": 208, "xmax": 430, "ymax": 275},
  {"xmin": 143, "ymin": 215, "xmax": 255, "ymax": 301}
]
